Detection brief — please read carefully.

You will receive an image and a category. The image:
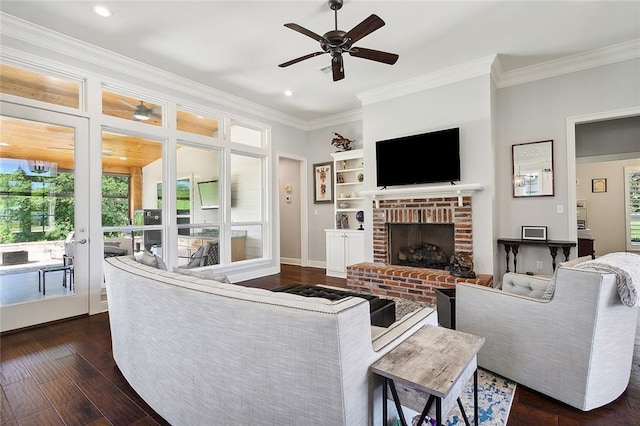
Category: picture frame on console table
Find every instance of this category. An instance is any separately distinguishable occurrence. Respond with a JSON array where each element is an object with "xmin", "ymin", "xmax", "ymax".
[
  {"xmin": 522, "ymin": 225, "xmax": 547, "ymax": 241},
  {"xmin": 313, "ymin": 162, "xmax": 333, "ymax": 204}
]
